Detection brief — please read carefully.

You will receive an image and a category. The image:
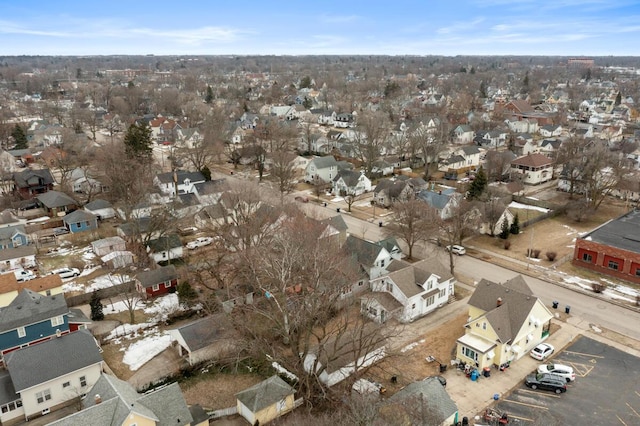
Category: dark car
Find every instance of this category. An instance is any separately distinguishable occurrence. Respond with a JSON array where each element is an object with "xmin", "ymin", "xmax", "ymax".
[{"xmin": 525, "ymin": 372, "xmax": 567, "ymax": 394}]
